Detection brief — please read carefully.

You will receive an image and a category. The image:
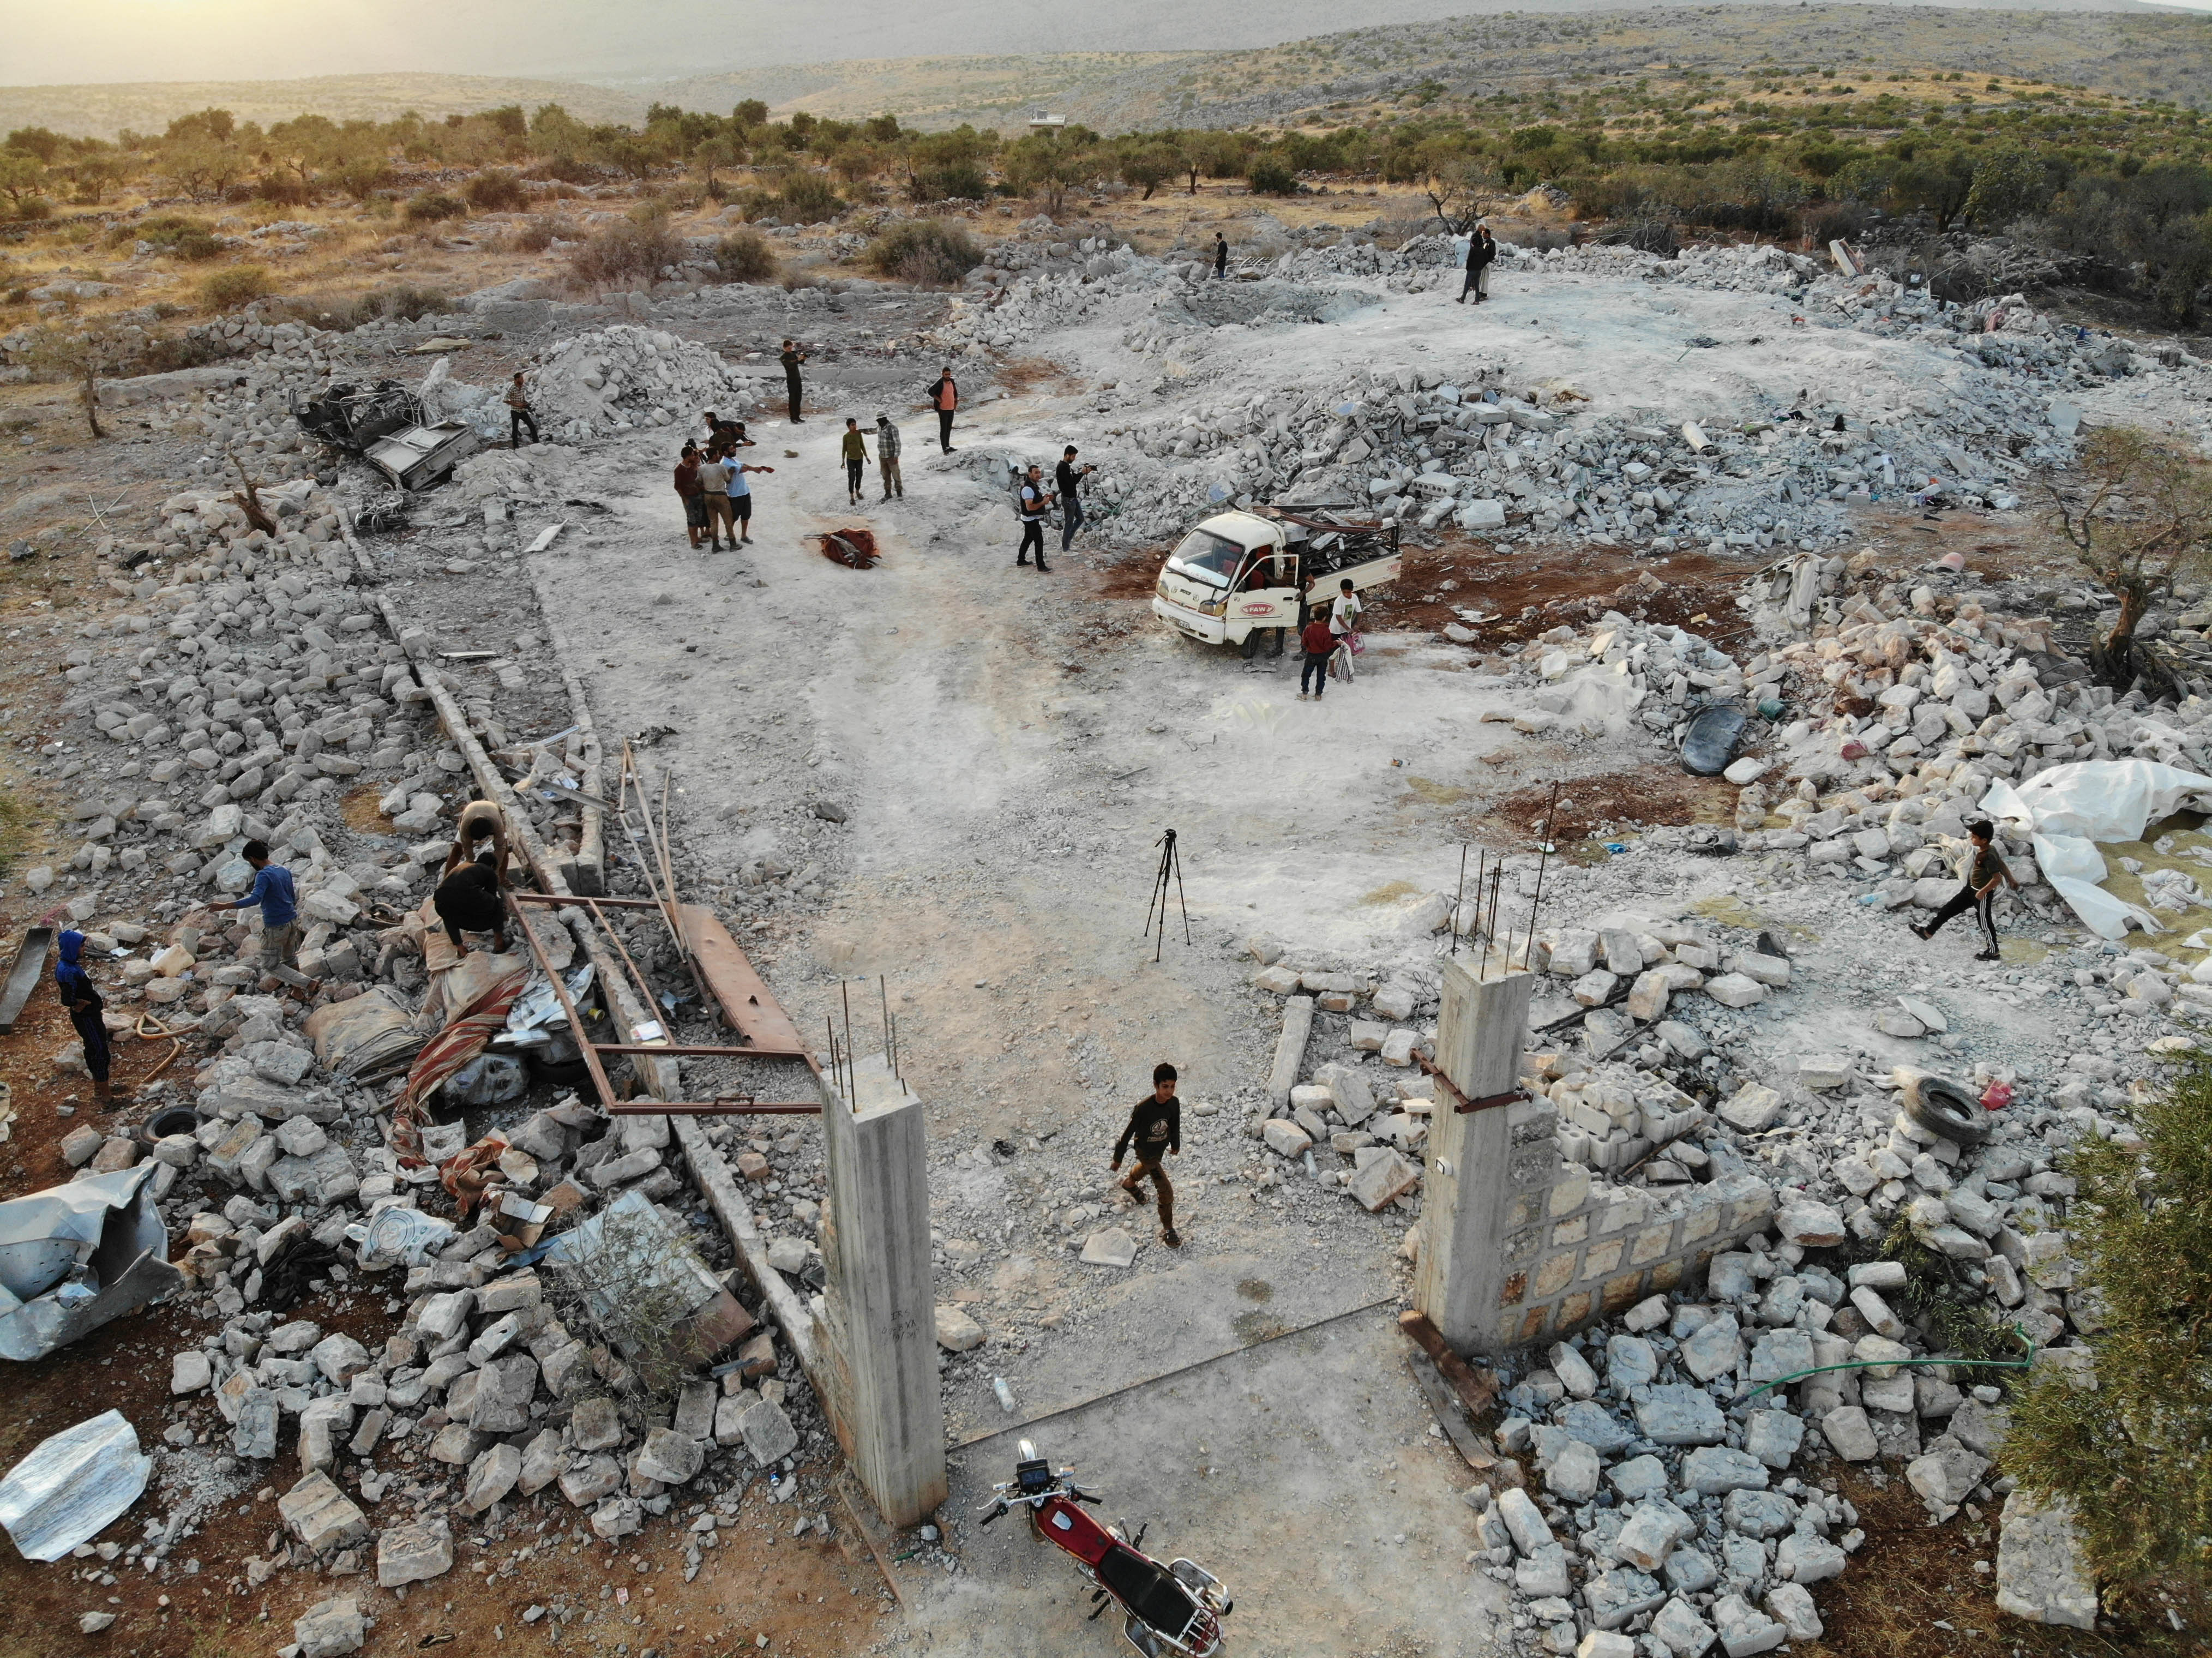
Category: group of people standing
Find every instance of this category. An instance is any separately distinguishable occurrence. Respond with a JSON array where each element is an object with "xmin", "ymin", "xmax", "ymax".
[
  {"xmin": 672, "ymin": 355, "xmax": 967, "ymax": 537},
  {"xmin": 674, "ymin": 413, "xmax": 773, "ymax": 551}
]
